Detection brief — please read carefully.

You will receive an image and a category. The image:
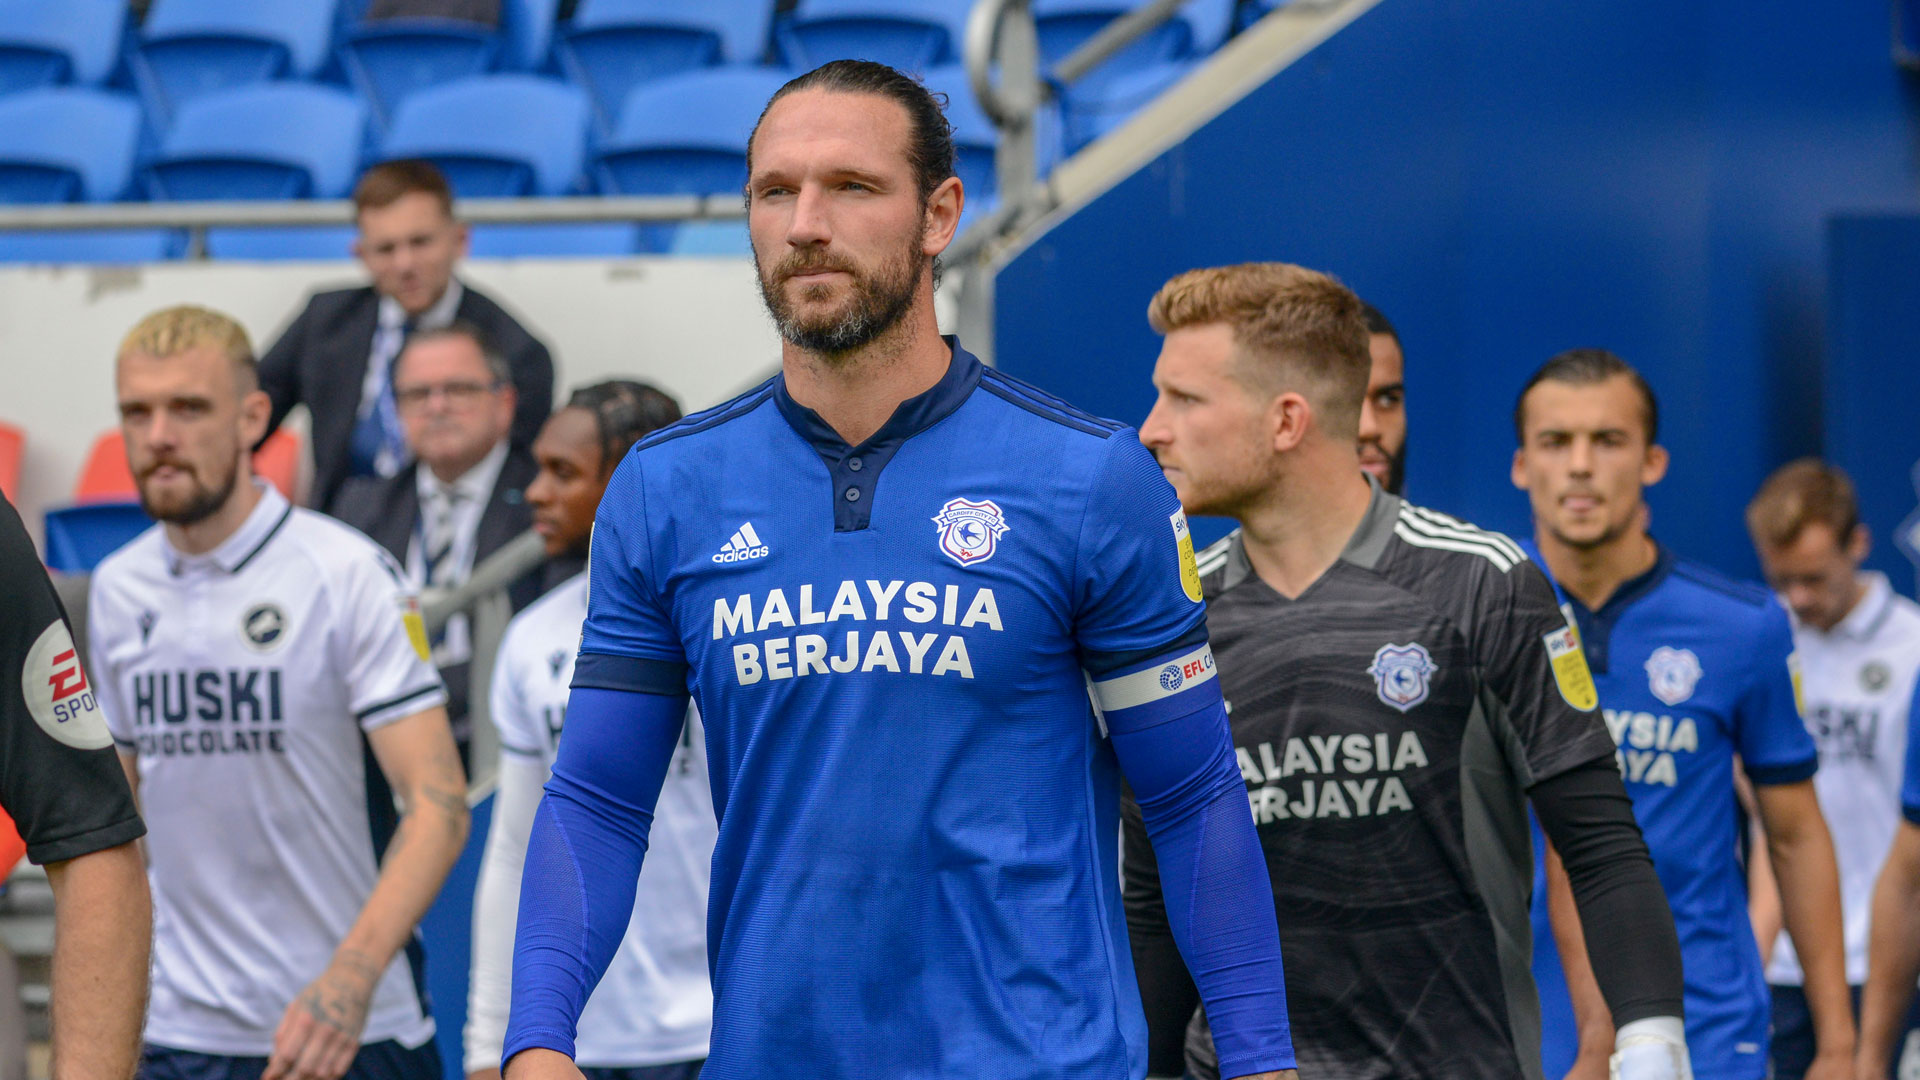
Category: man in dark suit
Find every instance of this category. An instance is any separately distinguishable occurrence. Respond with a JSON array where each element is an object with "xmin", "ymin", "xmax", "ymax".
[
  {"xmin": 259, "ymin": 159, "xmax": 553, "ymax": 515},
  {"xmin": 333, "ymin": 323, "xmax": 543, "ymax": 759}
]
